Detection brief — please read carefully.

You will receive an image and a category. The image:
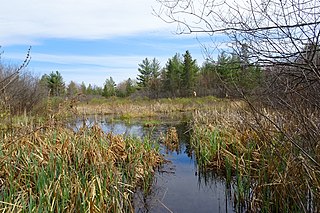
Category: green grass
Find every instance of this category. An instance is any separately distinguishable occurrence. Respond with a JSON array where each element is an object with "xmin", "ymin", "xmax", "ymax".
[{"xmin": 143, "ymin": 120, "xmax": 161, "ymax": 127}]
